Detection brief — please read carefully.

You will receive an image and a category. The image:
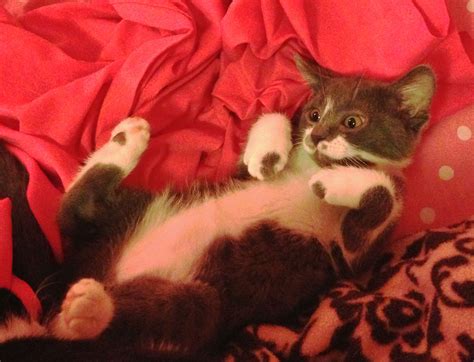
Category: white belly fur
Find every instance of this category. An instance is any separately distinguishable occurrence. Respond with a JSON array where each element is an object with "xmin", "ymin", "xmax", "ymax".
[{"xmin": 114, "ymin": 171, "xmax": 343, "ymax": 283}]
